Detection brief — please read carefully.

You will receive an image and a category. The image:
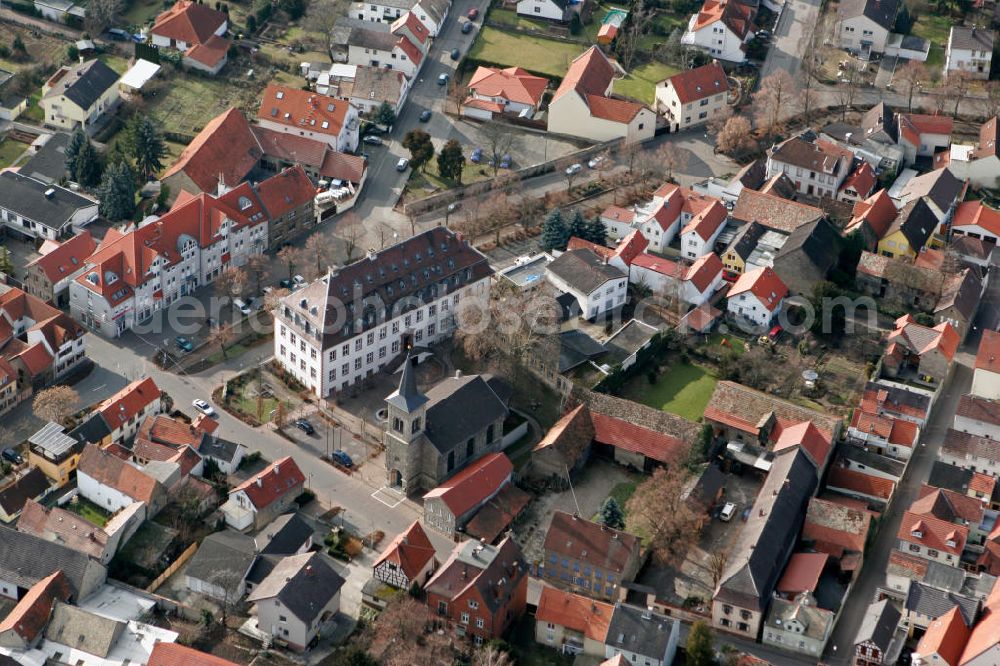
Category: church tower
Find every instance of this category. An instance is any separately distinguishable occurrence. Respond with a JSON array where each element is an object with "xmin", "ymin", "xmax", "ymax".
[{"xmin": 384, "ymin": 354, "xmax": 427, "ymax": 492}]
